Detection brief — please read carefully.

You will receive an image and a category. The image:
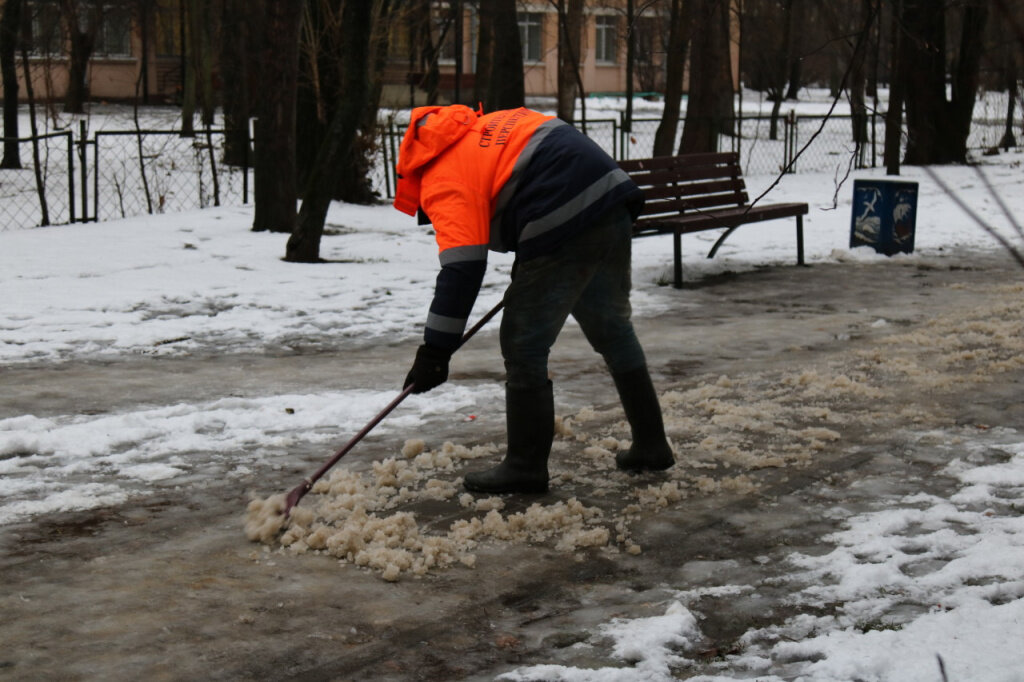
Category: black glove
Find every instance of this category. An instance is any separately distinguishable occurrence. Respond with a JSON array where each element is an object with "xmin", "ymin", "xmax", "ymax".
[{"xmin": 404, "ymin": 344, "xmax": 452, "ymax": 394}]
